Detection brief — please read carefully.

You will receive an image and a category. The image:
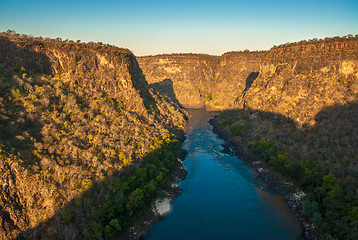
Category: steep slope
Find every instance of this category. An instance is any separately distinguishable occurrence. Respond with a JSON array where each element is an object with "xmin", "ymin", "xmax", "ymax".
[{"xmin": 0, "ymin": 32, "xmax": 187, "ymax": 239}]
